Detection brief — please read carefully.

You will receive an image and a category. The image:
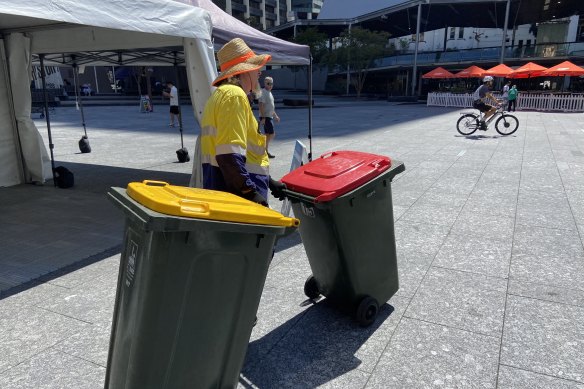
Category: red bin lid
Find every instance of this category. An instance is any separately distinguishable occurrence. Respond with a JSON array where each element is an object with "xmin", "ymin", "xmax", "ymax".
[{"xmin": 281, "ymin": 150, "xmax": 392, "ymax": 202}]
